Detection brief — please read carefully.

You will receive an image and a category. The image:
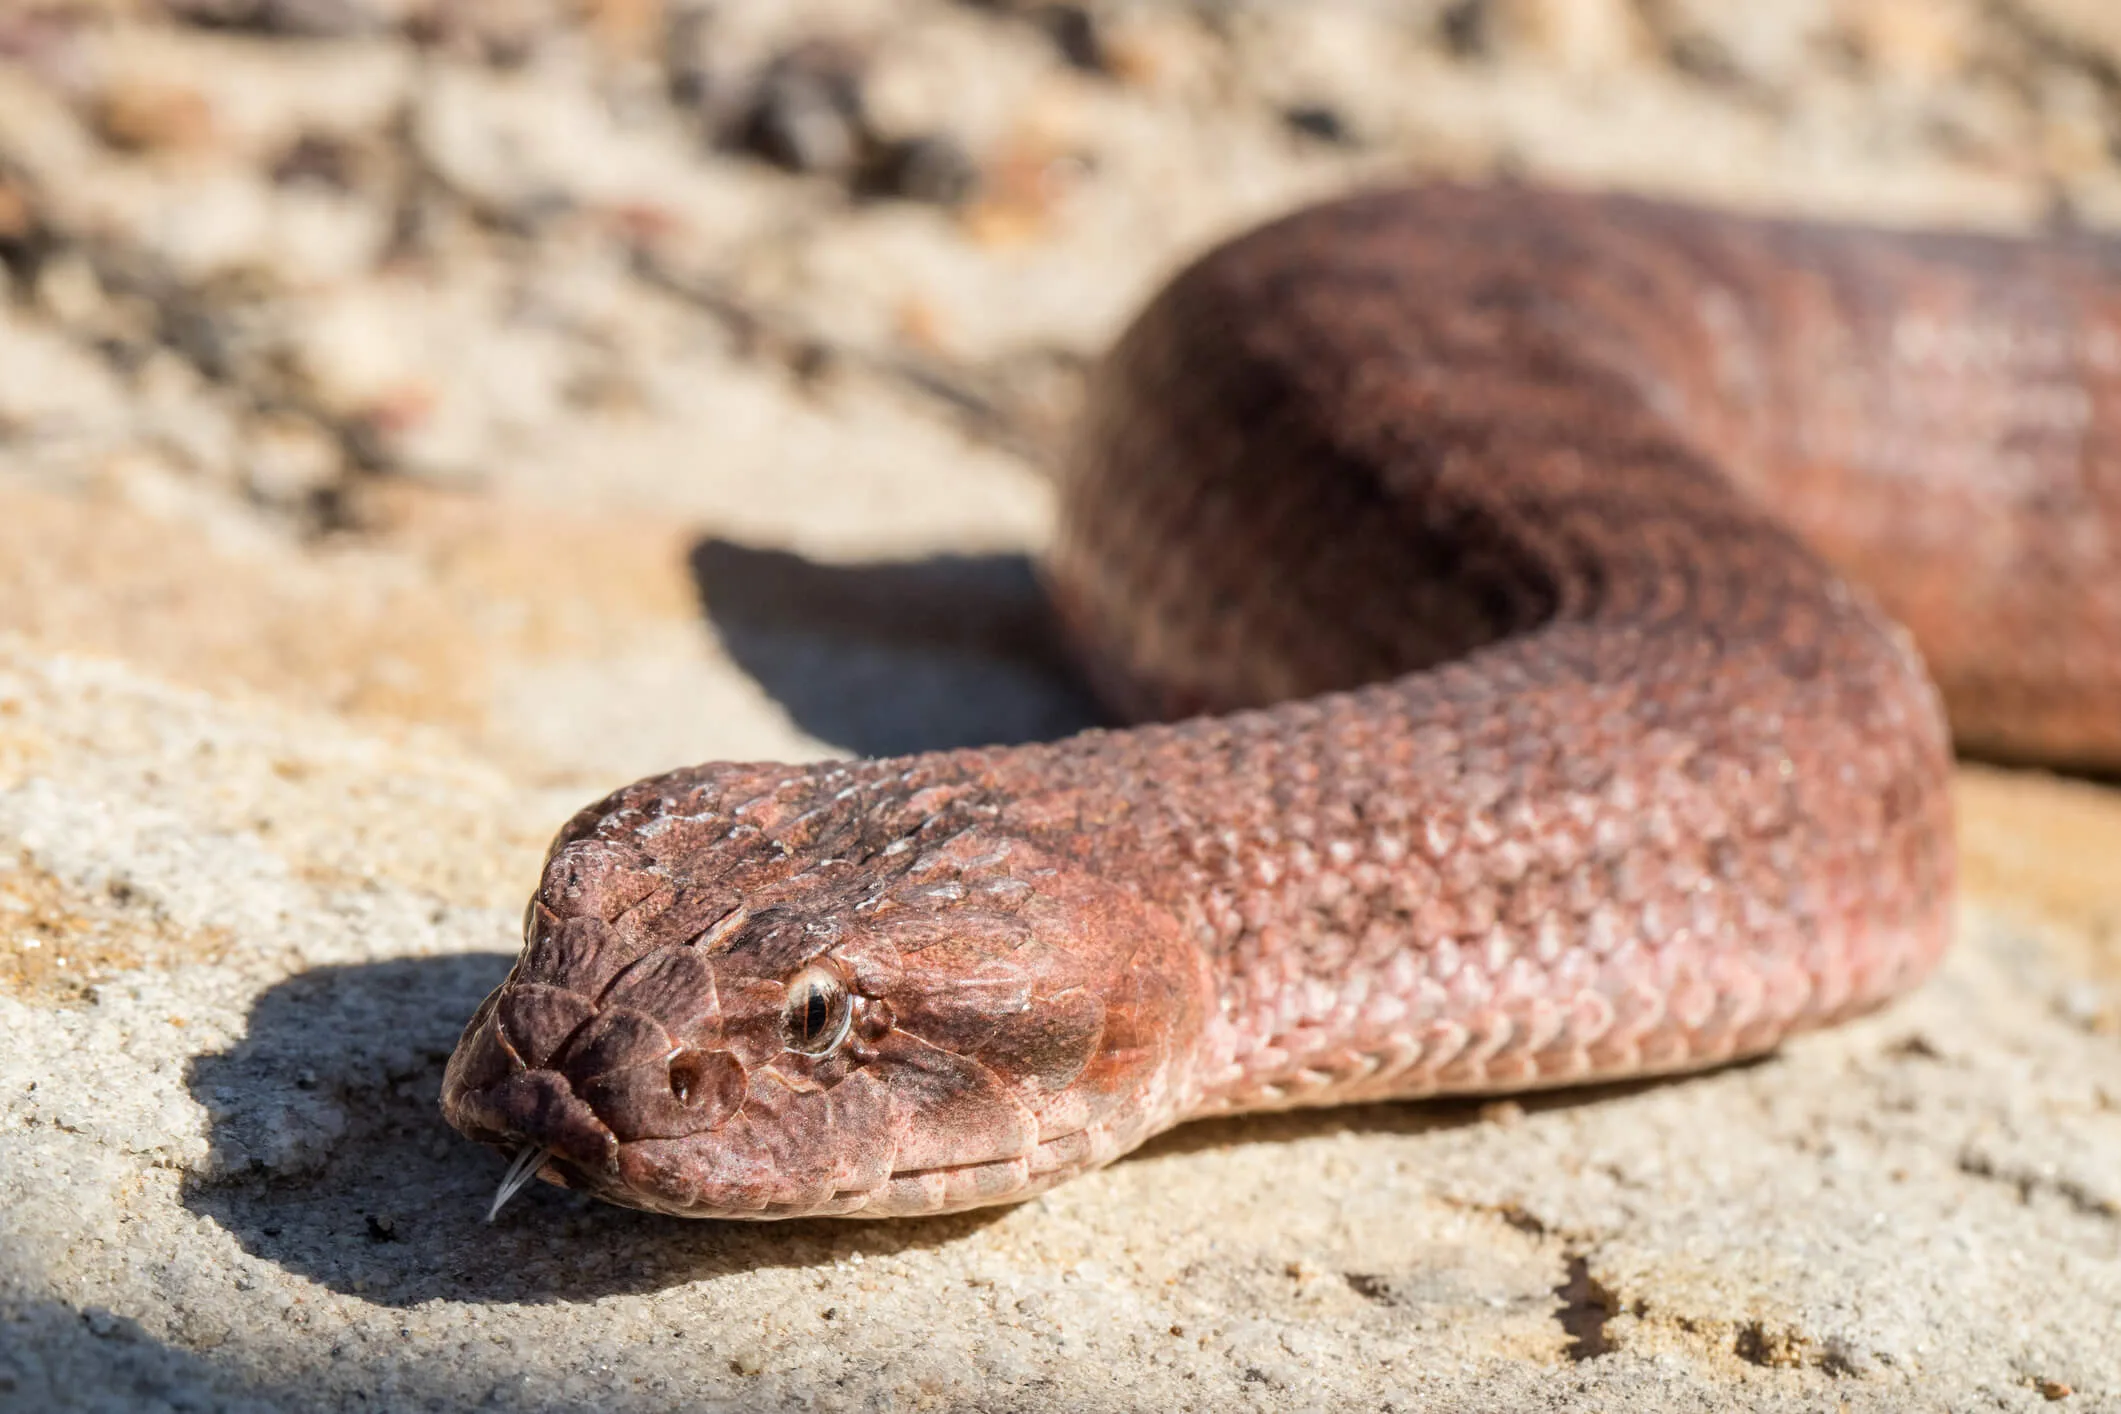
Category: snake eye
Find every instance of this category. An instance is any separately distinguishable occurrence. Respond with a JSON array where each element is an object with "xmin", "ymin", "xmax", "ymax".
[{"xmin": 781, "ymin": 965, "xmax": 853, "ymax": 1055}]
